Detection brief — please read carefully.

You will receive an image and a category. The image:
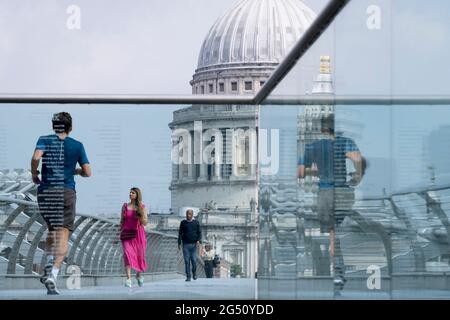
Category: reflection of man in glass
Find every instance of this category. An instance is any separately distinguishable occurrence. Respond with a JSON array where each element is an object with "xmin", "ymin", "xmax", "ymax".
[{"xmin": 297, "ymin": 114, "xmax": 365, "ymax": 295}]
